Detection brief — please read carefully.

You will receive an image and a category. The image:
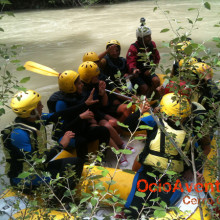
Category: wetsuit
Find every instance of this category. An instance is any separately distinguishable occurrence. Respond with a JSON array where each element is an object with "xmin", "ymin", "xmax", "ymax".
[
  {"xmin": 102, "ymin": 54, "xmax": 127, "ymax": 87},
  {"xmin": 47, "ymin": 91, "xmax": 110, "ymax": 159}
]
